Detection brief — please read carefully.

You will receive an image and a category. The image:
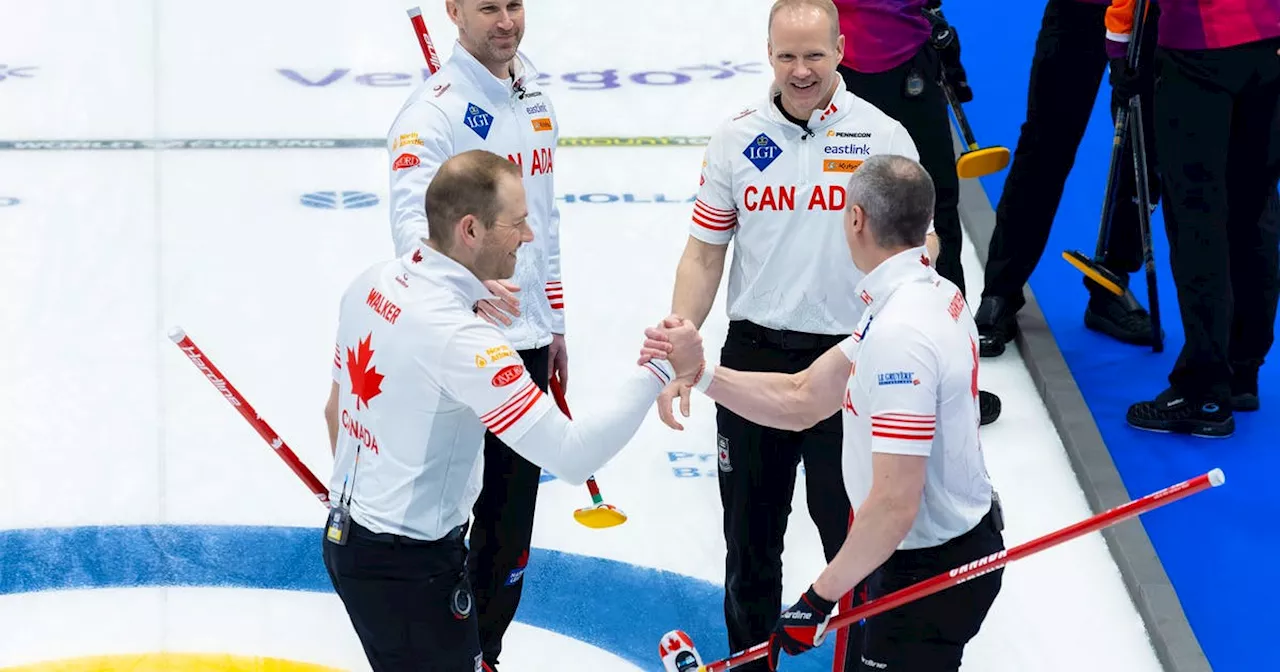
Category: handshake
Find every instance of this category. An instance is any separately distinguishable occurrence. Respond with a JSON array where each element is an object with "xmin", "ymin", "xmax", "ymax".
[{"xmin": 637, "ymin": 314, "xmax": 707, "ymax": 431}]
